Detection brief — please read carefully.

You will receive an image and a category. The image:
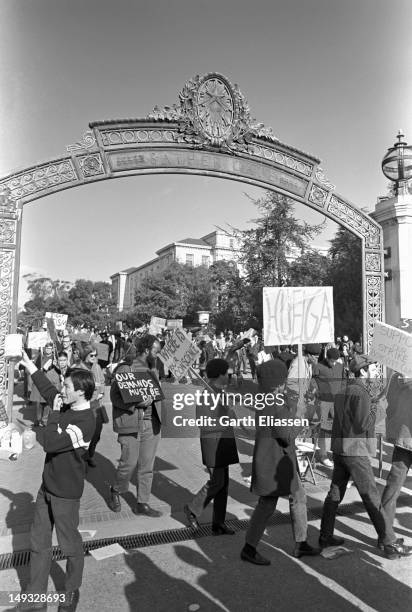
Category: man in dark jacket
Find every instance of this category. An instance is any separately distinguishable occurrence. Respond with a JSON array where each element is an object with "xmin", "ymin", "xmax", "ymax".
[
  {"xmin": 379, "ymin": 370, "xmax": 412, "ymax": 552},
  {"xmin": 108, "ymin": 334, "xmax": 162, "ymax": 517},
  {"xmin": 19, "ymin": 352, "xmax": 96, "ymax": 612},
  {"xmin": 319, "ymin": 356, "xmax": 412, "ymax": 559},
  {"xmin": 241, "ymin": 359, "xmax": 320, "ymax": 565},
  {"xmin": 184, "ymin": 359, "xmax": 239, "ymax": 535}
]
